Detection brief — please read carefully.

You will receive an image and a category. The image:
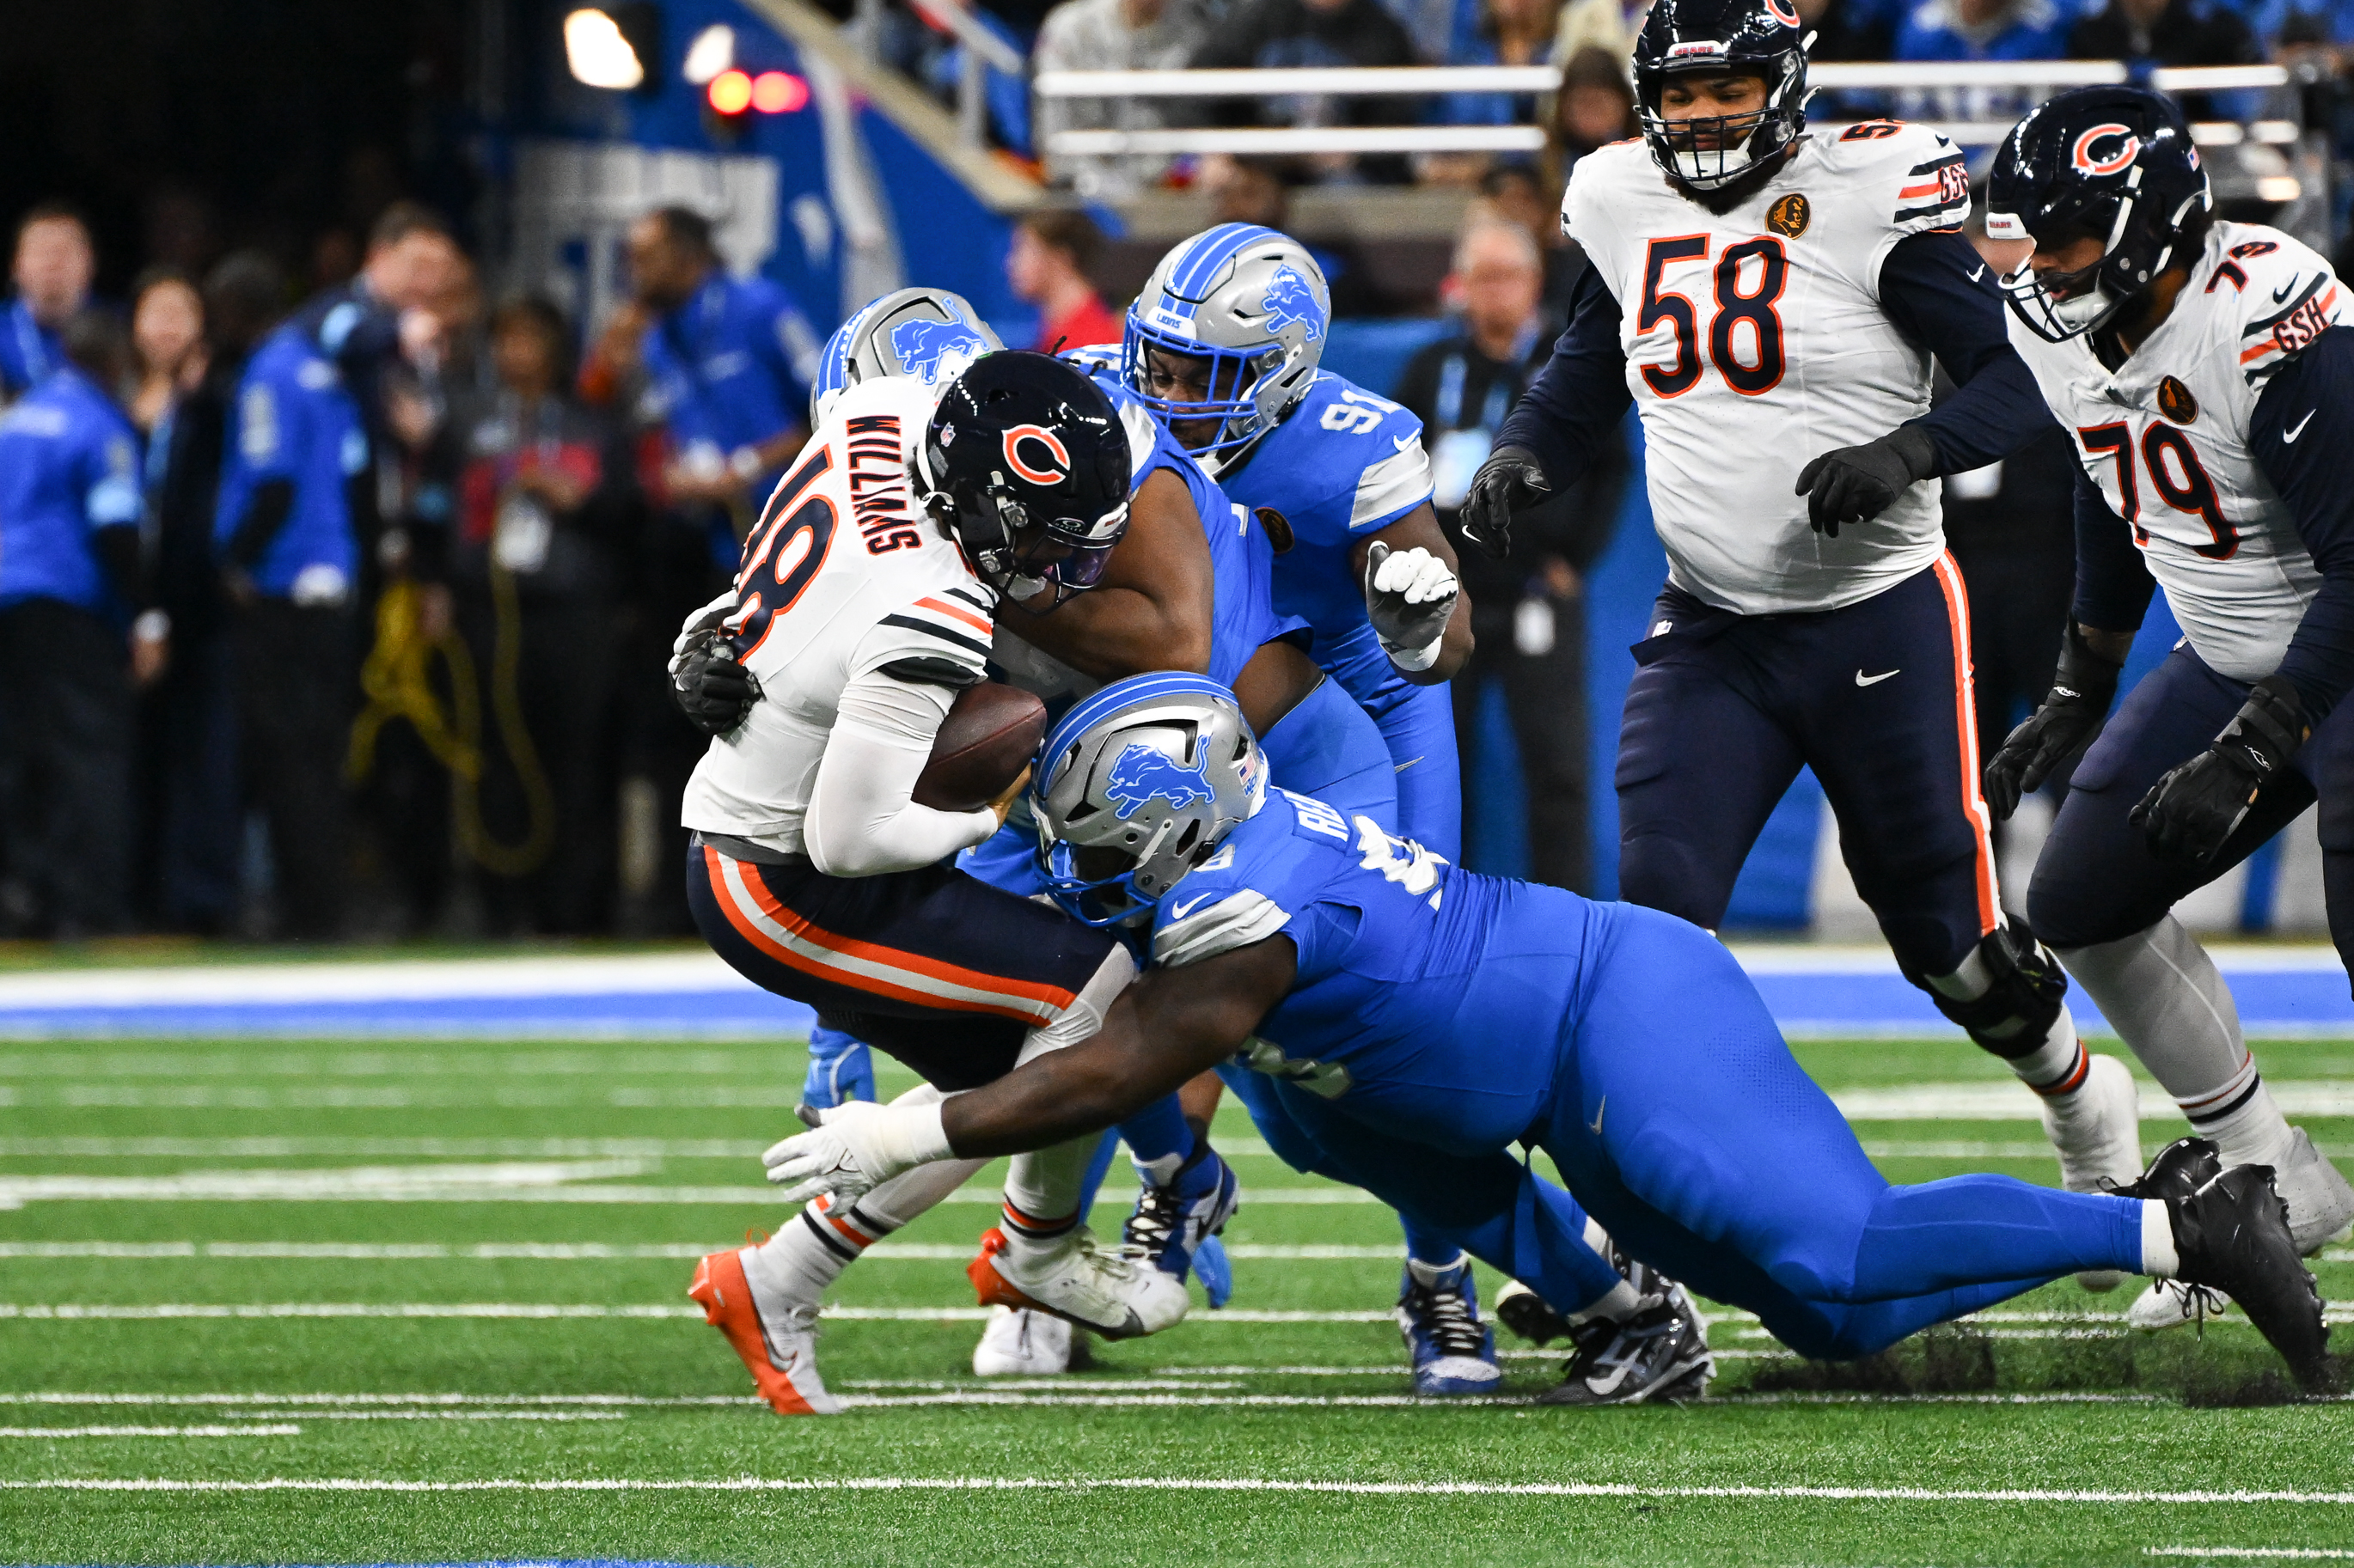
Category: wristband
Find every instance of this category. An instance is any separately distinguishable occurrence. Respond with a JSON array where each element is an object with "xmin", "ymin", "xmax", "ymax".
[
  {"xmin": 1382, "ymin": 631, "xmax": 1445, "ymax": 673},
  {"xmin": 874, "ymin": 1099, "xmax": 957, "ymax": 1168}
]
